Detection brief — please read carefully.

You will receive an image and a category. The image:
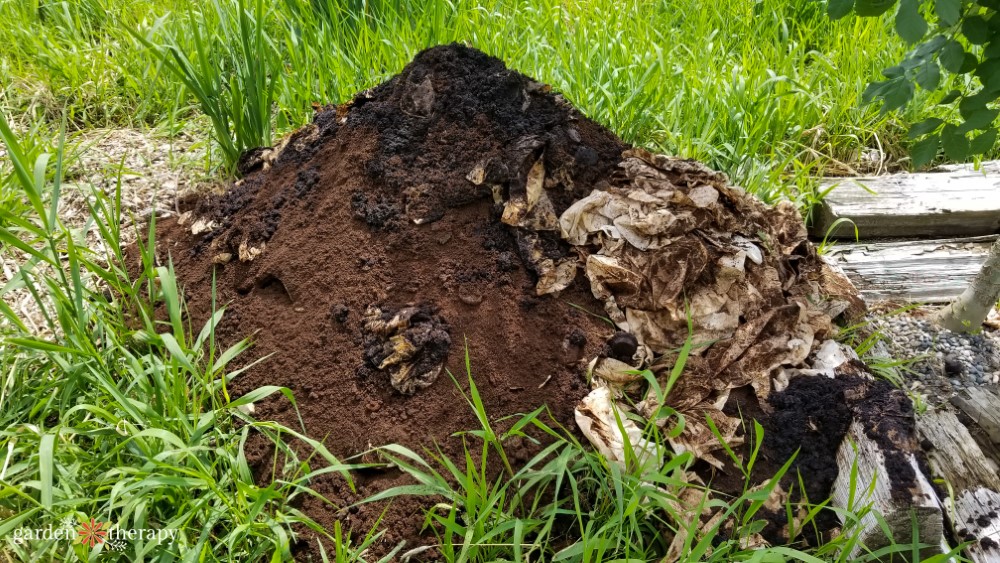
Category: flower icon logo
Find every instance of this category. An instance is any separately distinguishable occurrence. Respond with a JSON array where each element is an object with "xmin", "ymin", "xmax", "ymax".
[{"xmin": 77, "ymin": 519, "xmax": 107, "ymax": 547}]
